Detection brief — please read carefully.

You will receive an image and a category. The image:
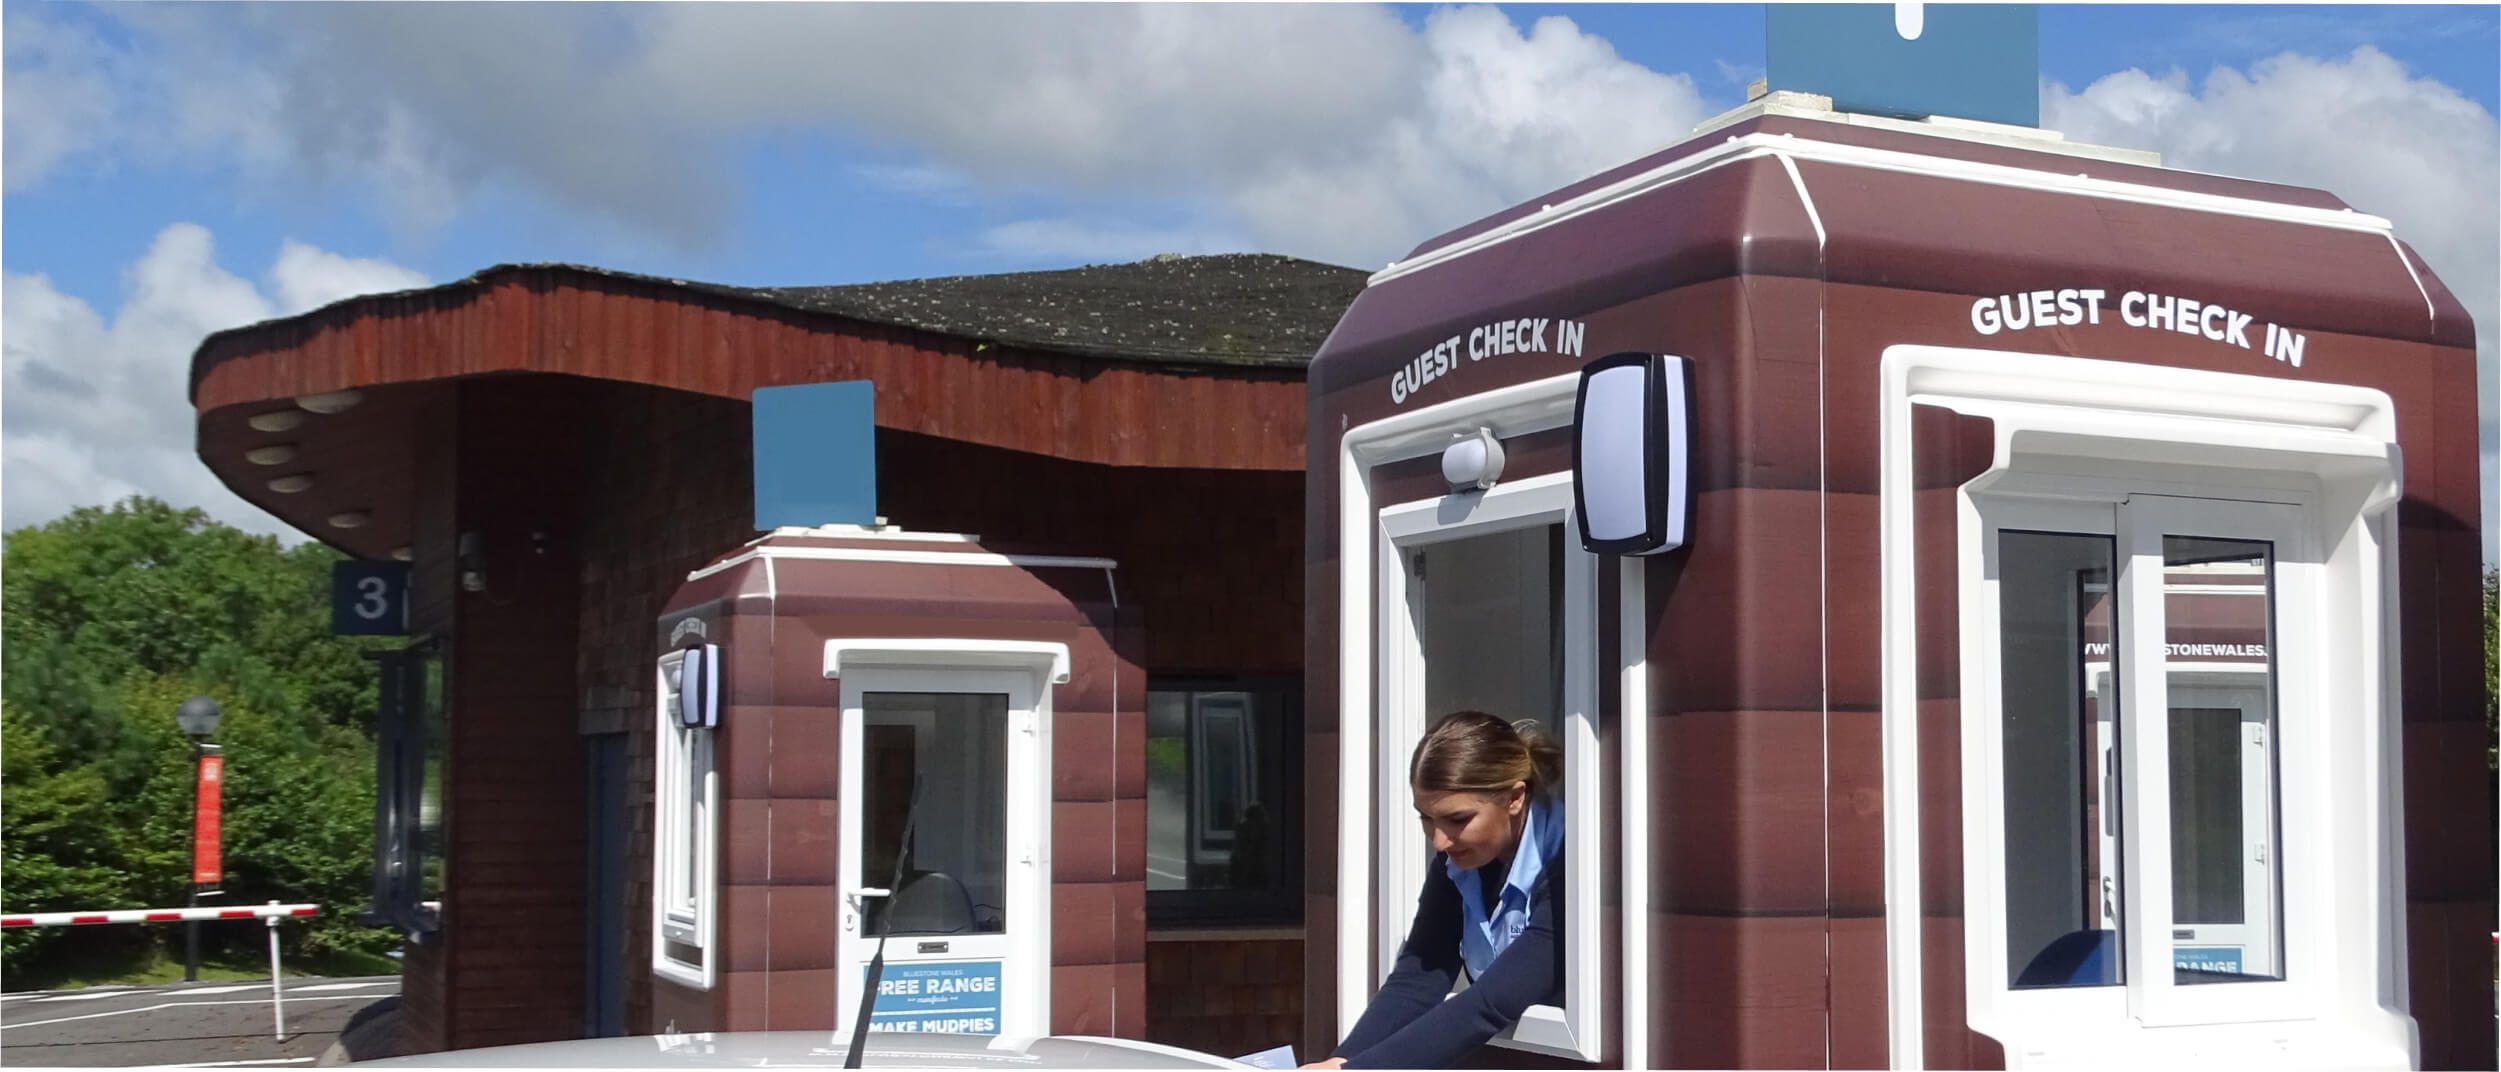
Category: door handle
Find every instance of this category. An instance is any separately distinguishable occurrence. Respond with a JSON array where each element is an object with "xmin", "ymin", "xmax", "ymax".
[{"xmin": 842, "ymin": 888, "xmax": 892, "ymax": 933}]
